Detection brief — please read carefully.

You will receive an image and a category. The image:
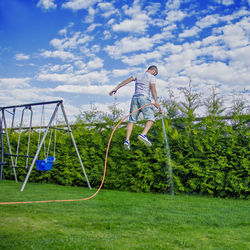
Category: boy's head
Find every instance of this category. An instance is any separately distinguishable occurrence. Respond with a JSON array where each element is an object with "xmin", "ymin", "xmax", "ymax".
[{"xmin": 148, "ymin": 65, "xmax": 158, "ymax": 76}]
